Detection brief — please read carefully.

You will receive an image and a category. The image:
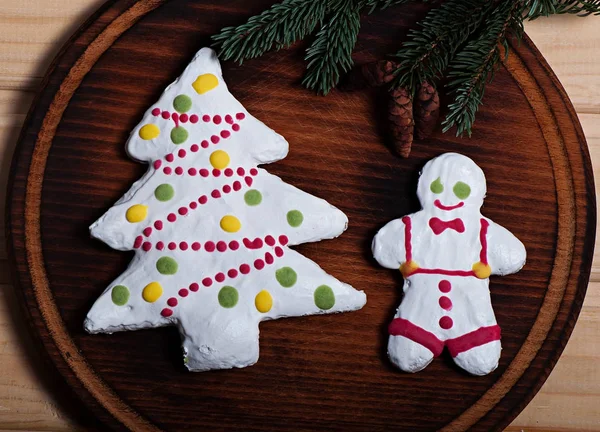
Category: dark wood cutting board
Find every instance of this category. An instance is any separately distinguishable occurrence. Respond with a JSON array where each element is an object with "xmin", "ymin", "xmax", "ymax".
[{"xmin": 6, "ymin": 0, "xmax": 596, "ymax": 430}]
